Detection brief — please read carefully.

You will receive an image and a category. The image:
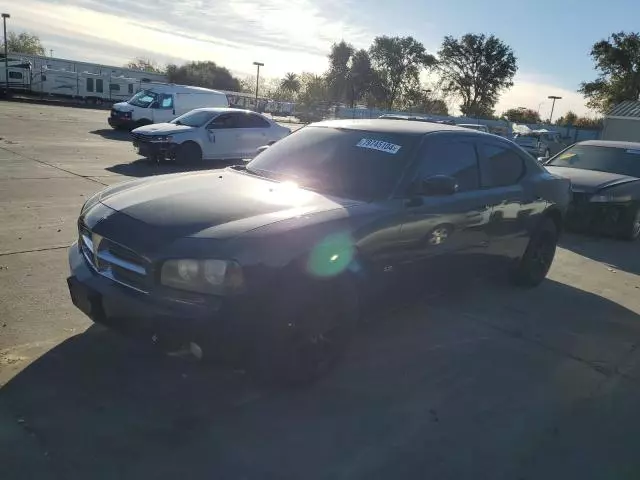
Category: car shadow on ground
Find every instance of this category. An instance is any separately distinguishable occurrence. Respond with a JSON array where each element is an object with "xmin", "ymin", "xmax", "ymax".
[
  {"xmin": 560, "ymin": 232, "xmax": 640, "ymax": 276},
  {"xmin": 105, "ymin": 158, "xmax": 238, "ymax": 178},
  {"xmin": 4, "ymin": 271, "xmax": 640, "ymax": 480},
  {"xmin": 89, "ymin": 129, "xmax": 132, "ymax": 142}
]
